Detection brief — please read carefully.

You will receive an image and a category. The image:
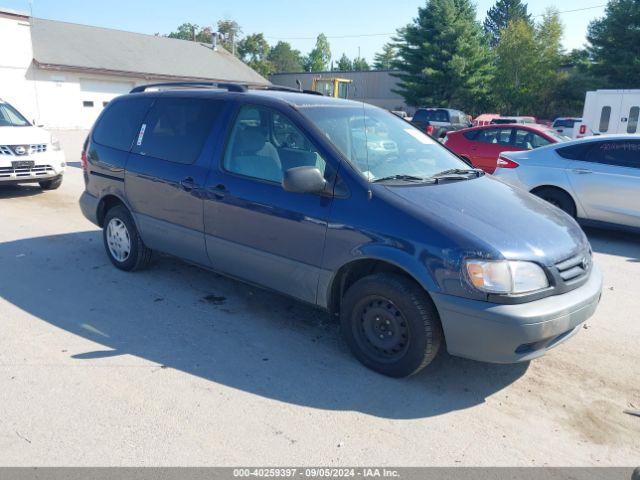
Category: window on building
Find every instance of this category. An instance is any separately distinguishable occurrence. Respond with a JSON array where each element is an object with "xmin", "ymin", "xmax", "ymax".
[
  {"xmin": 83, "ymin": 101, "xmax": 94, "ymax": 107},
  {"xmin": 599, "ymin": 106, "xmax": 611, "ymax": 133},
  {"xmin": 93, "ymin": 97, "xmax": 154, "ymax": 152},
  {"xmin": 133, "ymin": 97, "xmax": 224, "ymax": 164}
]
